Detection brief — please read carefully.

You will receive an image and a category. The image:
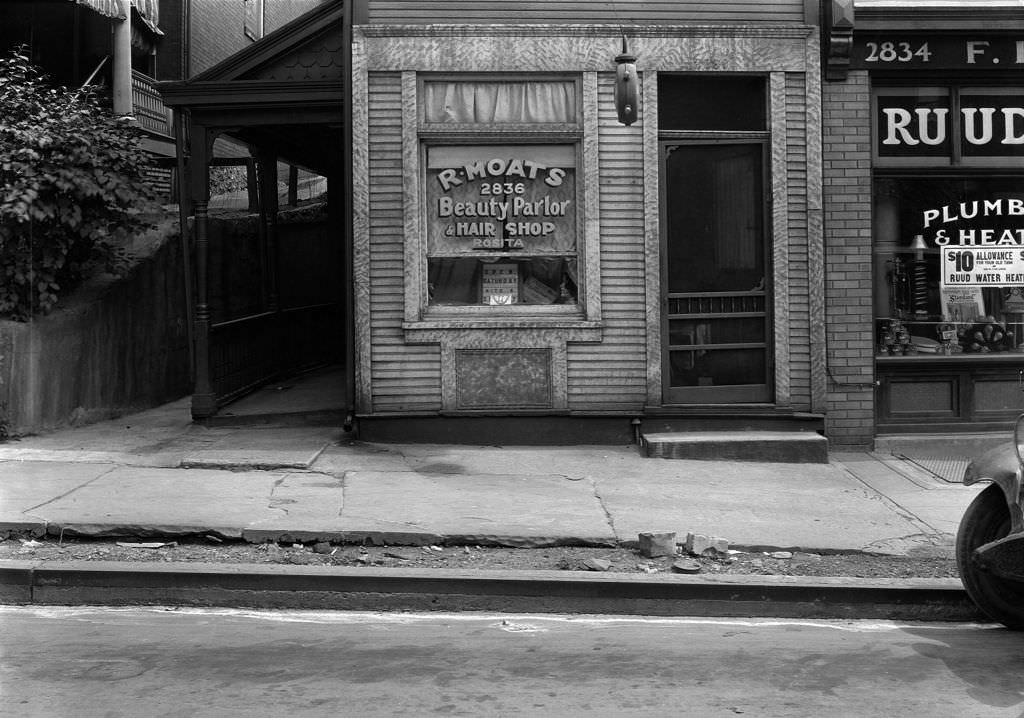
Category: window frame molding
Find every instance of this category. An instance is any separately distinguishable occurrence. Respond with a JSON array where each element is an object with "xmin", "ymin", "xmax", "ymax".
[{"xmin": 402, "ymin": 71, "xmax": 603, "ymax": 338}]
